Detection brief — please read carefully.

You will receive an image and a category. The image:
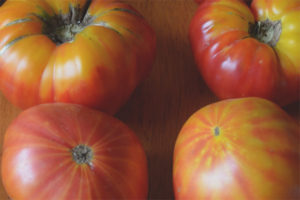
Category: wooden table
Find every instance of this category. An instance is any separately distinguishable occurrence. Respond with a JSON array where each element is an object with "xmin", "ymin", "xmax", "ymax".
[{"xmin": 0, "ymin": 0, "xmax": 299, "ymax": 199}]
